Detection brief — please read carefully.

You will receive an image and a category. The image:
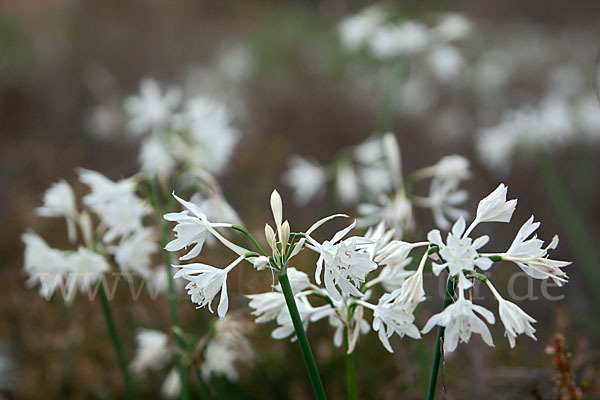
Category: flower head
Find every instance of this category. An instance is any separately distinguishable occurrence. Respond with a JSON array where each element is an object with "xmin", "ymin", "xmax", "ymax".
[
  {"xmin": 475, "ymin": 183, "xmax": 517, "ymax": 224},
  {"xmin": 422, "ymin": 289, "xmax": 495, "ymax": 352},
  {"xmin": 502, "ymin": 216, "xmax": 570, "ymax": 285},
  {"xmin": 372, "ymin": 288, "xmax": 421, "ymax": 352},
  {"xmin": 428, "ymin": 217, "xmax": 492, "ymax": 289},
  {"xmin": 124, "ymin": 78, "xmax": 180, "ymax": 135},
  {"xmin": 36, "ymin": 179, "xmax": 78, "ymax": 242},
  {"xmin": 173, "ymin": 256, "xmax": 244, "ymax": 319},
  {"xmin": 307, "ymin": 221, "xmax": 377, "ymax": 300}
]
